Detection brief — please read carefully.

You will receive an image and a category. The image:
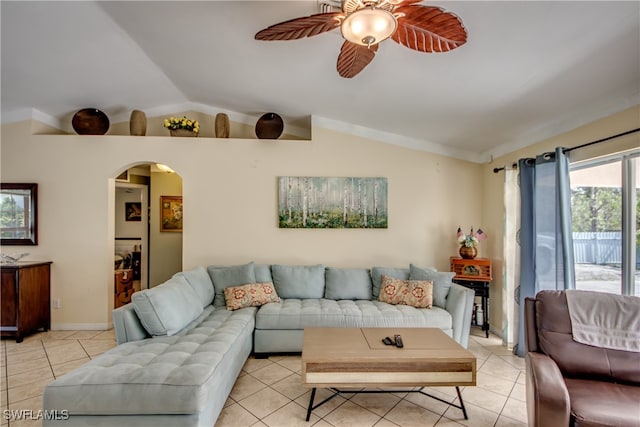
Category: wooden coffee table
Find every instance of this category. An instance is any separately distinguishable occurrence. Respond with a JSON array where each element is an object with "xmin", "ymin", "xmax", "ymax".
[{"xmin": 301, "ymin": 327, "xmax": 476, "ymax": 421}]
